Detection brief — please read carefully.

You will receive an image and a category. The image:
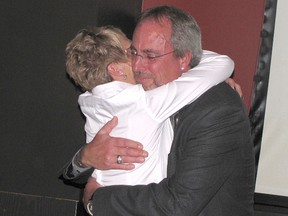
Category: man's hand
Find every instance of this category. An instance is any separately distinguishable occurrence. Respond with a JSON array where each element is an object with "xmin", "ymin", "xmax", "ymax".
[{"xmin": 80, "ymin": 116, "xmax": 148, "ymax": 170}]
